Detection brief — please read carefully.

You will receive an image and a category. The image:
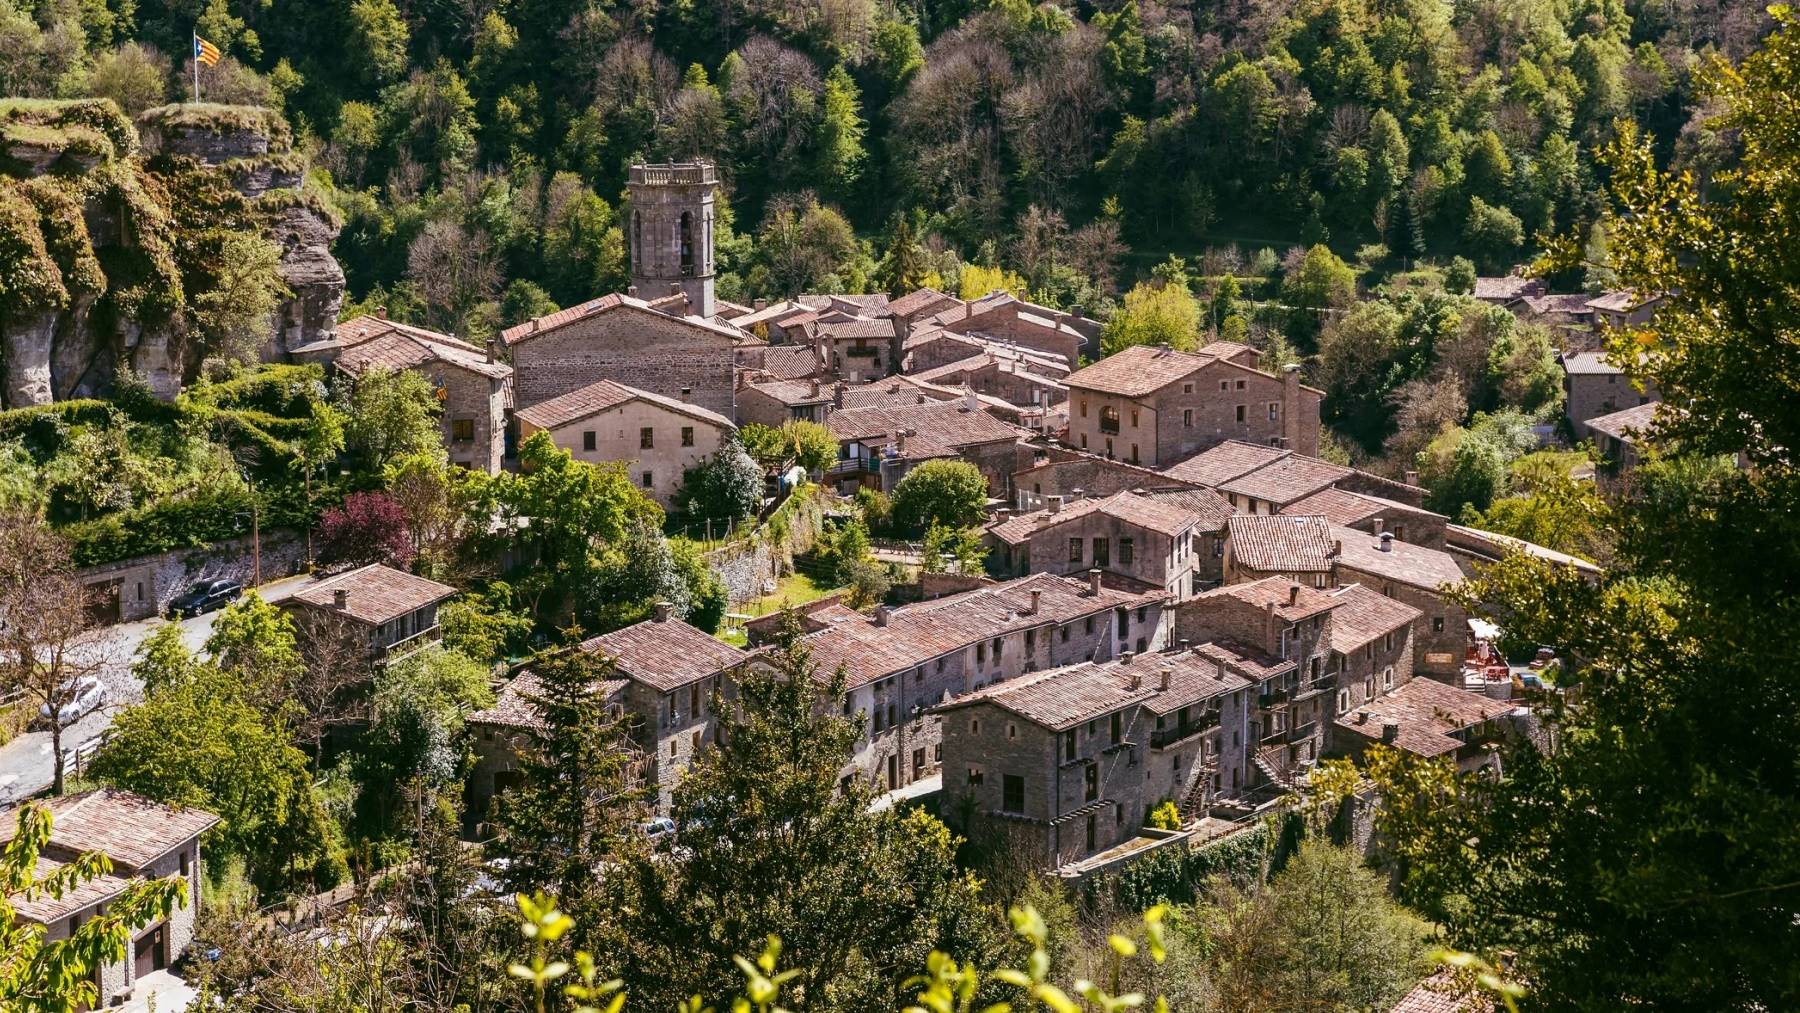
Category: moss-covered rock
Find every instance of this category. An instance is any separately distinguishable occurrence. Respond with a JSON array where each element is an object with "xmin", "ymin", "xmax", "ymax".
[
  {"xmin": 0, "ymin": 99, "xmax": 138, "ymax": 172},
  {"xmin": 136, "ymin": 103, "xmax": 293, "ymax": 161}
]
